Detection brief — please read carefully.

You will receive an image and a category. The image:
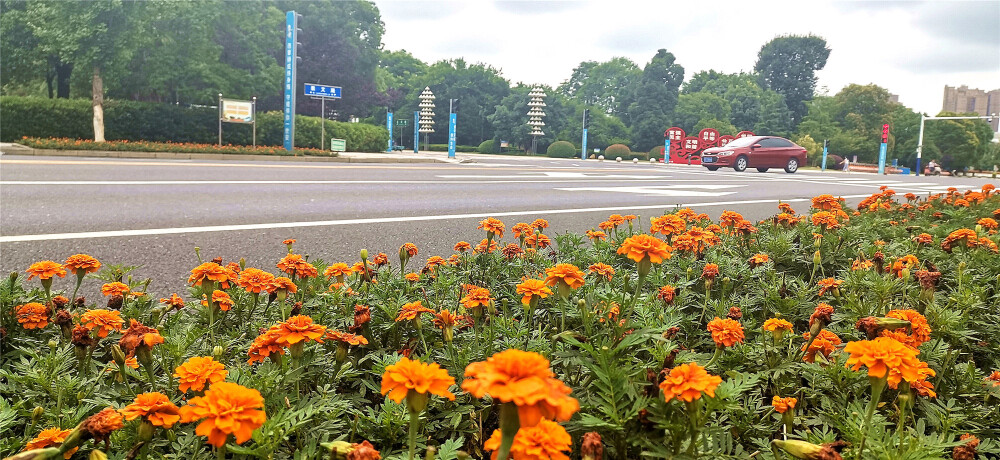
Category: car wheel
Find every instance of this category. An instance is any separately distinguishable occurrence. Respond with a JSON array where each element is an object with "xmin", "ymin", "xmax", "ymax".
[
  {"xmin": 756, "ymin": 167, "xmax": 769, "ymax": 172},
  {"xmin": 706, "ymin": 166, "xmax": 720, "ymax": 171},
  {"xmin": 784, "ymin": 158, "xmax": 799, "ymax": 173},
  {"xmin": 733, "ymin": 156, "xmax": 748, "ymax": 172}
]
